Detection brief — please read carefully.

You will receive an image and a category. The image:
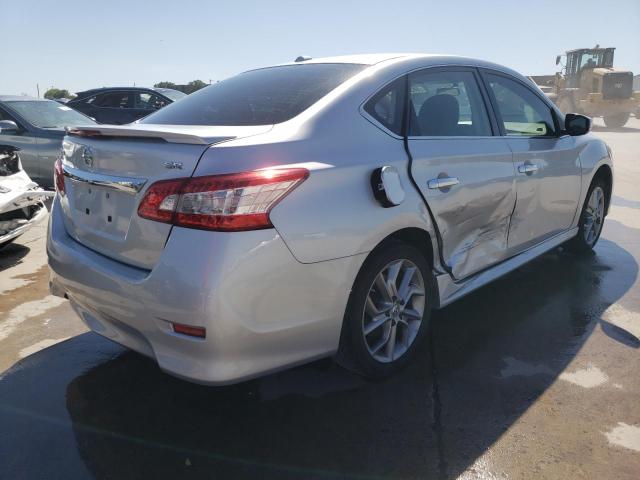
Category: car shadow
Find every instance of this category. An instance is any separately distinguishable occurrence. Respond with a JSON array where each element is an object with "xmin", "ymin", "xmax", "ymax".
[
  {"xmin": 0, "ymin": 236, "xmax": 637, "ymax": 479},
  {"xmin": 0, "ymin": 242, "xmax": 30, "ymax": 272}
]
